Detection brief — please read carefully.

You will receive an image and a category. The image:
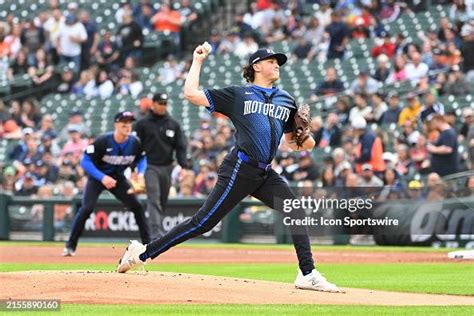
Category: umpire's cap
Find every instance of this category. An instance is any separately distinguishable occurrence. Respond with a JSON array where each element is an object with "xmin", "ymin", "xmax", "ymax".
[
  {"xmin": 153, "ymin": 92, "xmax": 169, "ymax": 103},
  {"xmin": 114, "ymin": 111, "xmax": 136, "ymax": 123},
  {"xmin": 248, "ymin": 48, "xmax": 287, "ymax": 66}
]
